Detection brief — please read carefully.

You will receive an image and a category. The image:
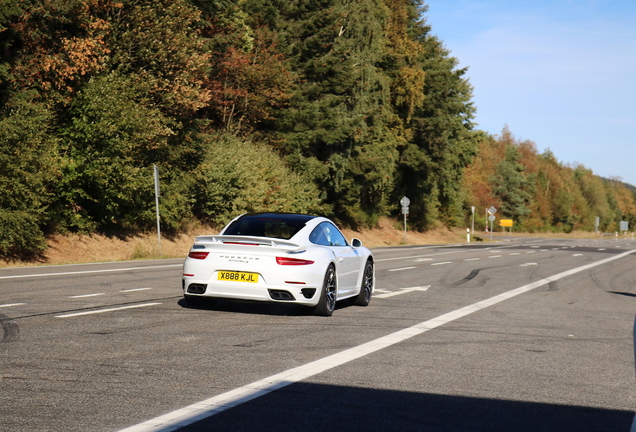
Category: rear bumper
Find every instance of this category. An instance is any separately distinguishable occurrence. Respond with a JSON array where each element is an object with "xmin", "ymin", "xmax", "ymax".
[{"xmin": 182, "ymin": 278, "xmax": 321, "ymax": 307}]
